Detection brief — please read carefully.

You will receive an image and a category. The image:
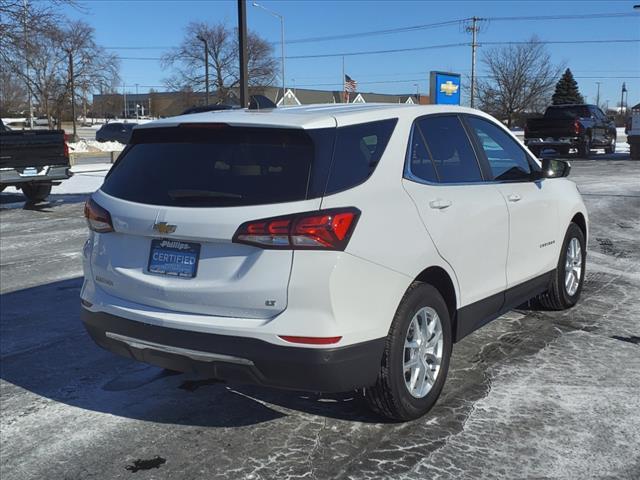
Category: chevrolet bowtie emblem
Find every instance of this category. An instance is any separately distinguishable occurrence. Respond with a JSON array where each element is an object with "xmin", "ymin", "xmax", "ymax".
[
  {"xmin": 153, "ymin": 222, "xmax": 177, "ymax": 234},
  {"xmin": 440, "ymin": 81, "xmax": 459, "ymax": 96}
]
